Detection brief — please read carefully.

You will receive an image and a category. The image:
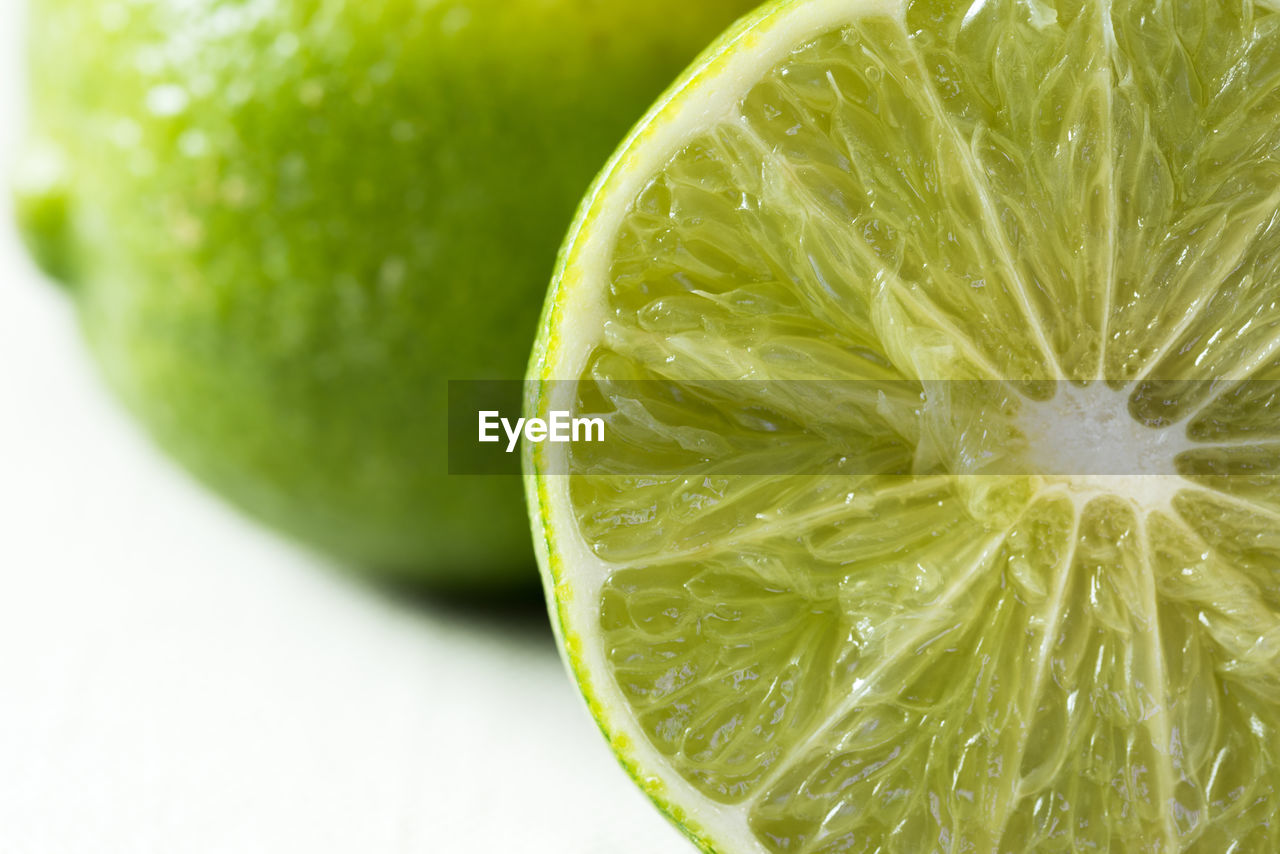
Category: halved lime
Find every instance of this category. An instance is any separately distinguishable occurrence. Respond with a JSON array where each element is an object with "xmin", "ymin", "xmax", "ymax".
[{"xmin": 526, "ymin": 0, "xmax": 1280, "ymax": 850}]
